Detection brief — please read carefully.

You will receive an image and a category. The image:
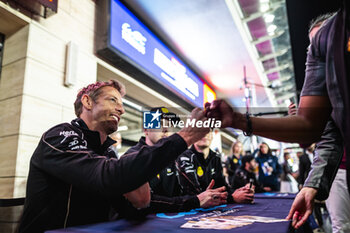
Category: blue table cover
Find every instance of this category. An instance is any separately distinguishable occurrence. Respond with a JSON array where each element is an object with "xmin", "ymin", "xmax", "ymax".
[{"xmin": 47, "ymin": 194, "xmax": 295, "ymax": 233}]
